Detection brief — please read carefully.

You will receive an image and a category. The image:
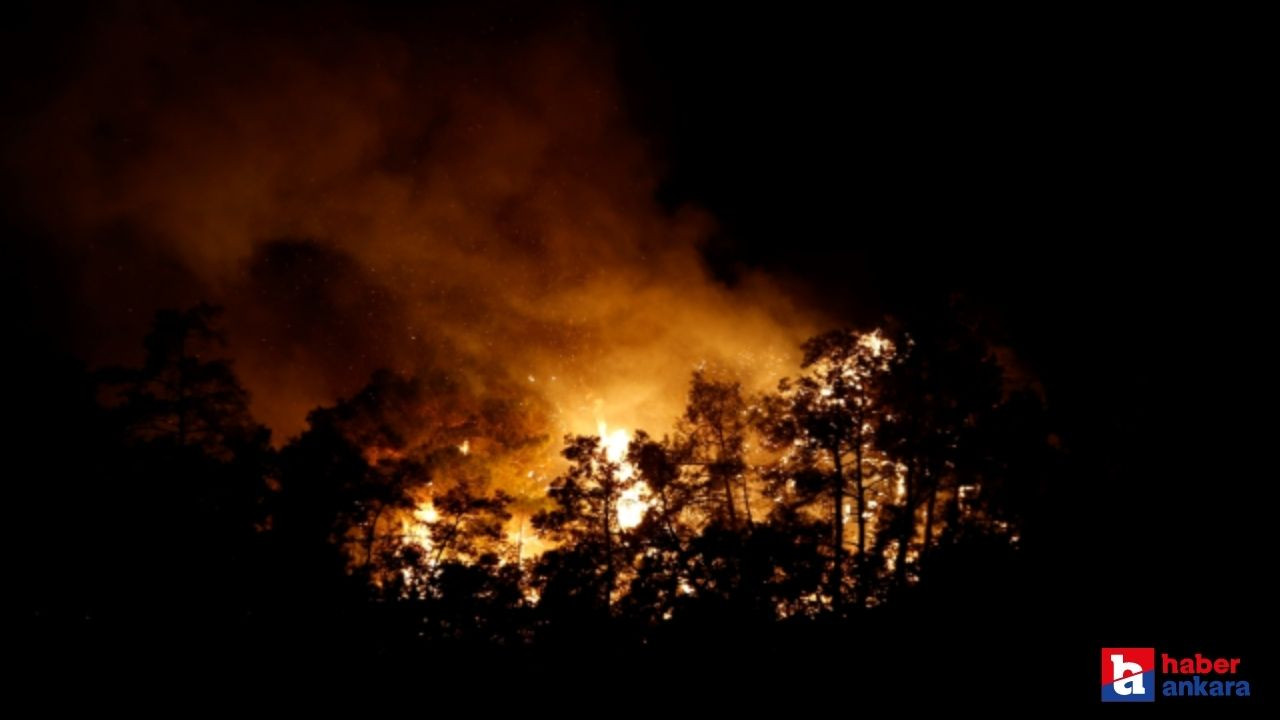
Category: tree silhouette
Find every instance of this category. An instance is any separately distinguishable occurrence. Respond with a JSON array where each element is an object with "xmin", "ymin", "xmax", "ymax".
[
  {"xmin": 759, "ymin": 329, "xmax": 893, "ymax": 610},
  {"xmin": 101, "ymin": 304, "xmax": 268, "ymax": 458},
  {"xmin": 617, "ymin": 430, "xmax": 694, "ymax": 626},
  {"xmin": 618, "ymin": 374, "xmax": 764, "ymax": 627},
  {"xmin": 424, "ymin": 481, "xmax": 514, "ymax": 567},
  {"xmin": 374, "ymin": 480, "xmax": 524, "ymax": 647},
  {"xmin": 876, "ymin": 313, "xmax": 1006, "ymax": 592},
  {"xmin": 676, "ymin": 370, "xmax": 754, "ymax": 528},
  {"xmin": 532, "ymin": 435, "xmax": 635, "ymax": 622},
  {"xmin": 90, "ymin": 305, "xmax": 273, "ymax": 635},
  {"xmin": 23, "ymin": 299, "xmax": 1058, "ymax": 668}
]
